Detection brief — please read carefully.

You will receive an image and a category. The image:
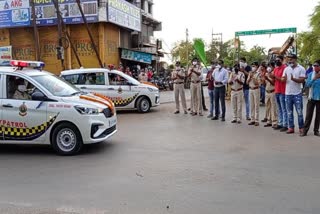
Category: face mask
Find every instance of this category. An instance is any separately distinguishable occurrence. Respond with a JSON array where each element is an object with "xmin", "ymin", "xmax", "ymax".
[
  {"xmin": 267, "ymin": 67, "xmax": 272, "ymax": 72},
  {"xmin": 18, "ymin": 85, "xmax": 27, "ymax": 92},
  {"xmin": 288, "ymin": 63, "xmax": 294, "ymax": 68},
  {"xmin": 192, "ymin": 62, "xmax": 197, "ymax": 65},
  {"xmin": 252, "ymin": 67, "xmax": 257, "ymax": 72},
  {"xmin": 275, "ymin": 60, "xmax": 282, "ymax": 66},
  {"xmin": 216, "ymin": 64, "xmax": 221, "ymax": 69}
]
